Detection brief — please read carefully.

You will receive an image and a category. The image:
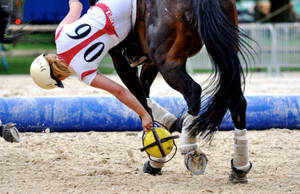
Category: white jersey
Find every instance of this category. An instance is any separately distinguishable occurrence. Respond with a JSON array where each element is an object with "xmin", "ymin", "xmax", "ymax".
[{"xmin": 55, "ymin": 0, "xmax": 136, "ymax": 85}]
